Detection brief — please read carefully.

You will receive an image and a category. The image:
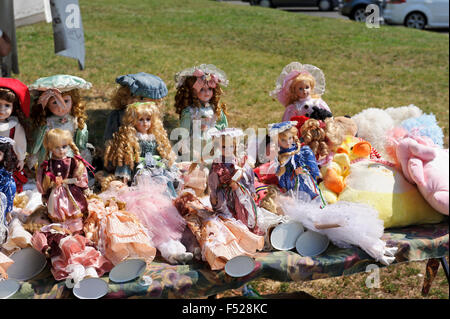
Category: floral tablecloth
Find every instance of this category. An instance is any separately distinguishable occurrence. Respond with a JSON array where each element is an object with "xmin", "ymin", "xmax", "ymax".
[{"xmin": 9, "ymin": 222, "xmax": 449, "ymax": 299}]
